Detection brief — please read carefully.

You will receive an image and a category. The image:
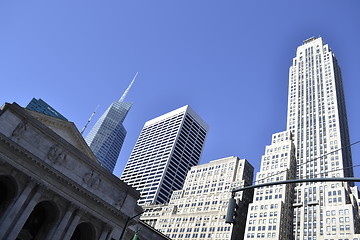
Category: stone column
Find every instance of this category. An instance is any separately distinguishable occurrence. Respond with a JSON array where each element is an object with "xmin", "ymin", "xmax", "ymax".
[
  {"xmin": 0, "ymin": 180, "xmax": 37, "ymax": 239},
  {"xmin": 99, "ymin": 224, "xmax": 113, "ymax": 240},
  {"xmin": 4, "ymin": 185, "xmax": 44, "ymax": 240},
  {"xmin": 62, "ymin": 210, "xmax": 82, "ymax": 240},
  {"xmin": 46, "ymin": 203, "xmax": 76, "ymax": 240}
]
